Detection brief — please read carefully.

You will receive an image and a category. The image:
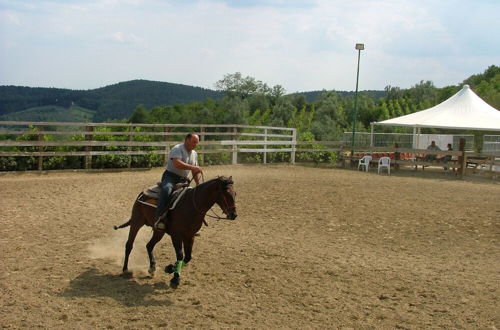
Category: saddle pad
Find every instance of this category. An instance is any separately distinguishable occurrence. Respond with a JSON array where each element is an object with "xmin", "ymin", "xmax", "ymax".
[
  {"xmin": 142, "ymin": 182, "xmax": 189, "ymax": 200},
  {"xmin": 137, "ymin": 194, "xmax": 158, "ymax": 208},
  {"xmin": 143, "ymin": 184, "xmax": 161, "ymax": 199},
  {"xmin": 139, "ymin": 185, "xmax": 191, "ymax": 211}
]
